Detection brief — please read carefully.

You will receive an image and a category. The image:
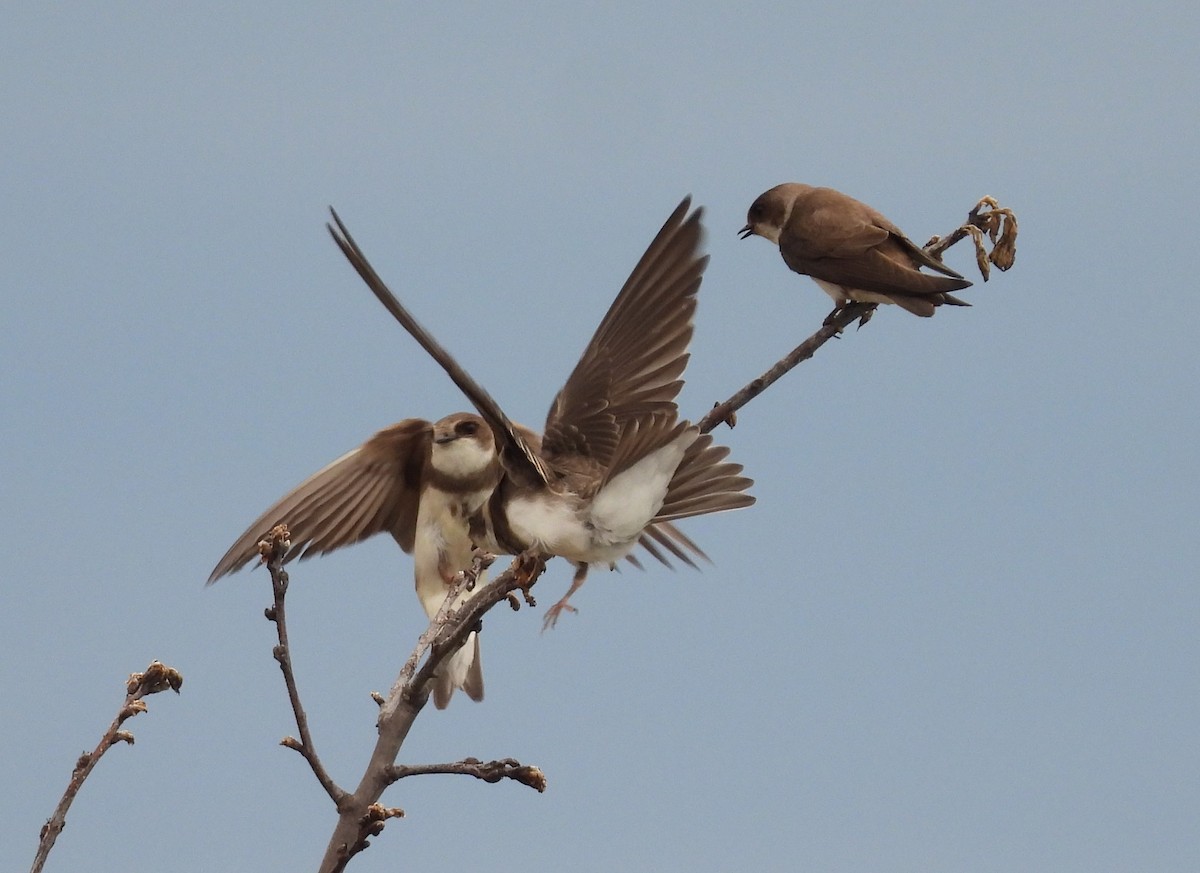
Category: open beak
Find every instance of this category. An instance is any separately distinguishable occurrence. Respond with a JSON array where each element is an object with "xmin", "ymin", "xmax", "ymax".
[{"xmin": 737, "ymin": 224, "xmax": 754, "ymax": 240}]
